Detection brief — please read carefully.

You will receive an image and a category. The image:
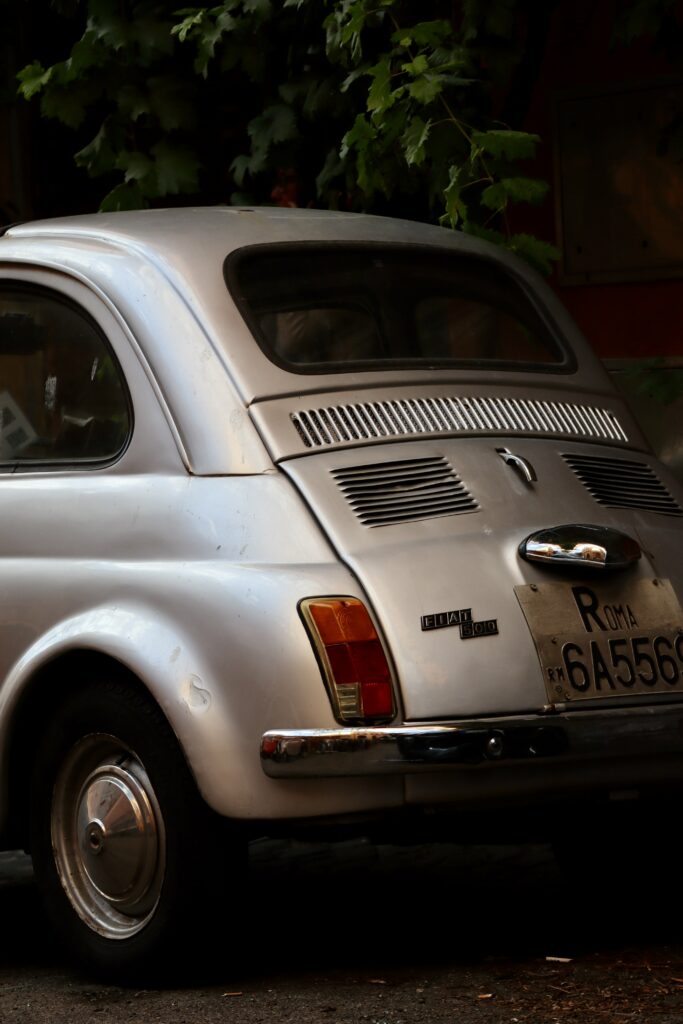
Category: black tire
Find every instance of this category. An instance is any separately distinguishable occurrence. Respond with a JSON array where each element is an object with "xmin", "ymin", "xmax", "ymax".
[{"xmin": 30, "ymin": 675, "xmax": 242, "ymax": 982}]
